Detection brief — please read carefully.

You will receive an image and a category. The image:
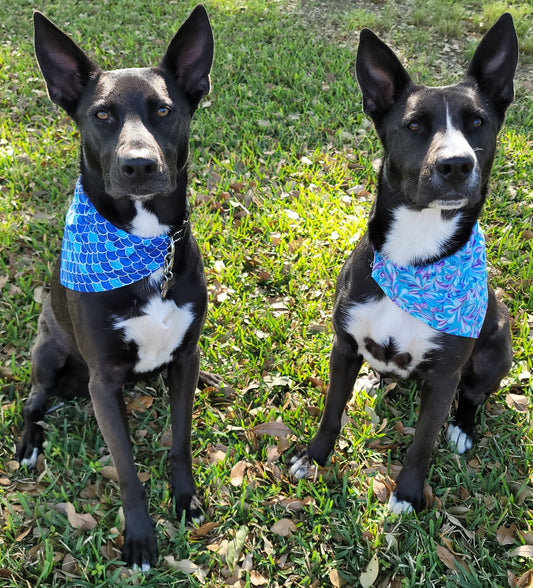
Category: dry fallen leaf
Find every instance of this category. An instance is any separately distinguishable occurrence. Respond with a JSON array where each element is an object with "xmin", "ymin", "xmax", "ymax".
[
  {"xmin": 436, "ymin": 545, "xmax": 458, "ymax": 571},
  {"xmin": 252, "ymin": 421, "xmax": 291, "ymax": 438},
  {"xmin": 189, "ymin": 521, "xmax": 219, "ymax": 540},
  {"xmin": 270, "ymin": 518, "xmax": 296, "ymax": 537},
  {"xmin": 360, "ymin": 554, "xmax": 379, "ymax": 588},
  {"xmin": 509, "ymin": 545, "xmax": 533, "ymax": 558},
  {"xmin": 101, "ymin": 466, "xmax": 119, "ymax": 482},
  {"xmin": 515, "ymin": 569, "xmax": 533, "ymax": 587},
  {"xmin": 497, "ymin": 523, "xmax": 517, "ymax": 546},
  {"xmin": 163, "ymin": 556, "xmax": 206, "ymax": 584},
  {"xmin": 506, "ymin": 394, "xmax": 528, "ymax": 413},
  {"xmin": 126, "ymin": 395, "xmax": 154, "ymax": 413},
  {"xmin": 250, "ymin": 570, "xmax": 268, "ymax": 586},
  {"xmin": 330, "ymin": 568, "xmax": 344, "ymax": 587},
  {"xmin": 229, "ymin": 461, "xmax": 248, "ymax": 487},
  {"xmin": 56, "ymin": 502, "xmax": 97, "ymax": 531}
]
